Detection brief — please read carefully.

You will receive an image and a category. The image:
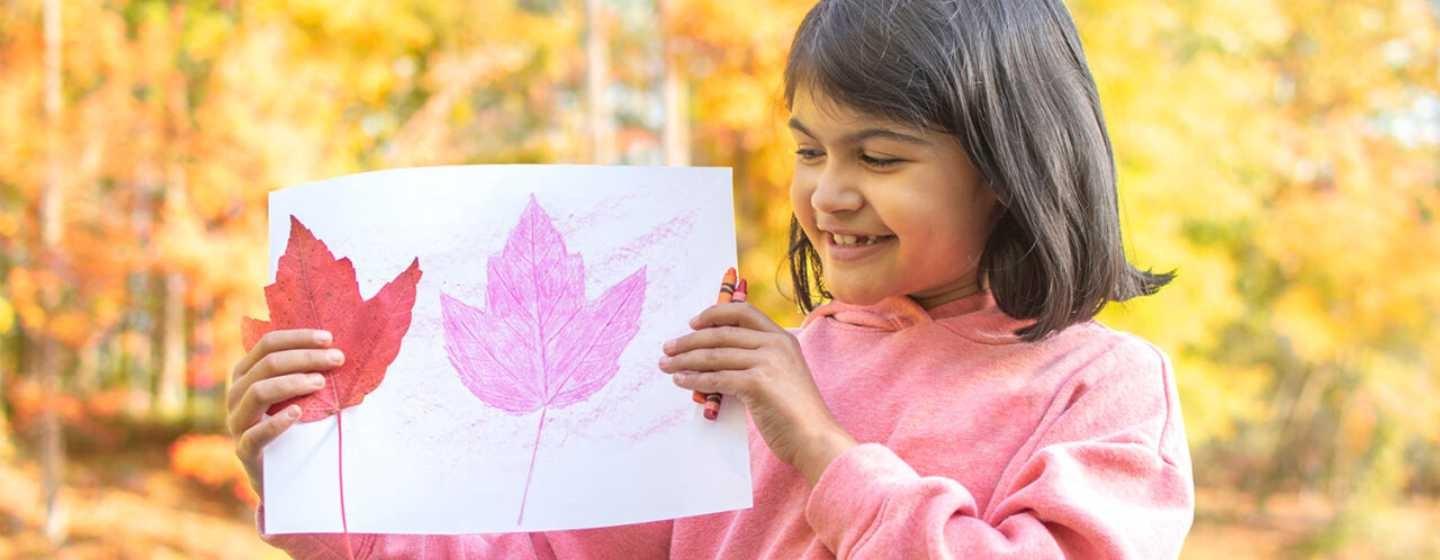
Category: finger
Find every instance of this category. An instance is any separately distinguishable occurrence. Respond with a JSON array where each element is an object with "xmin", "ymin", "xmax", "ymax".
[
  {"xmin": 229, "ymin": 347, "xmax": 344, "ymax": 409},
  {"xmin": 236, "ymin": 404, "xmax": 302, "ymax": 465},
  {"xmin": 663, "ymin": 326, "xmax": 768, "ymax": 356},
  {"xmin": 659, "ymin": 347, "xmax": 756, "ymax": 373},
  {"xmin": 229, "ymin": 329, "xmax": 332, "ymax": 408},
  {"xmin": 672, "ymin": 370, "xmax": 750, "ymax": 395},
  {"xmin": 690, "ymin": 302, "xmax": 782, "ymax": 332},
  {"xmin": 229, "ymin": 373, "xmax": 326, "ymax": 437},
  {"xmin": 233, "ymin": 329, "xmax": 332, "ymax": 382}
]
